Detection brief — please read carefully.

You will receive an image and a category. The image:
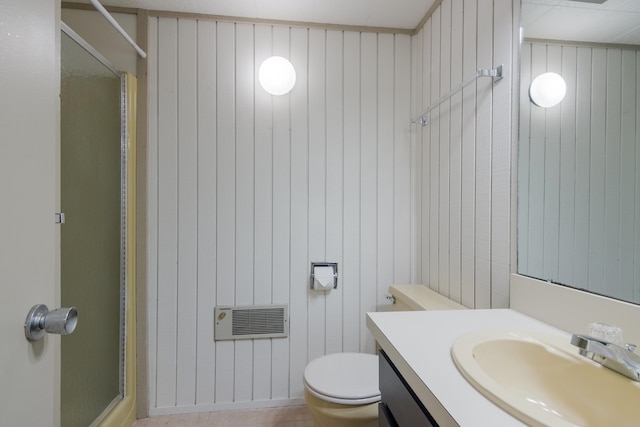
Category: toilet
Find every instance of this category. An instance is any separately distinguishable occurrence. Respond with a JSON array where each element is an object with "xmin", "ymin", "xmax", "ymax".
[
  {"xmin": 303, "ymin": 352, "xmax": 379, "ymax": 427},
  {"xmin": 303, "ymin": 284, "xmax": 466, "ymax": 427}
]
